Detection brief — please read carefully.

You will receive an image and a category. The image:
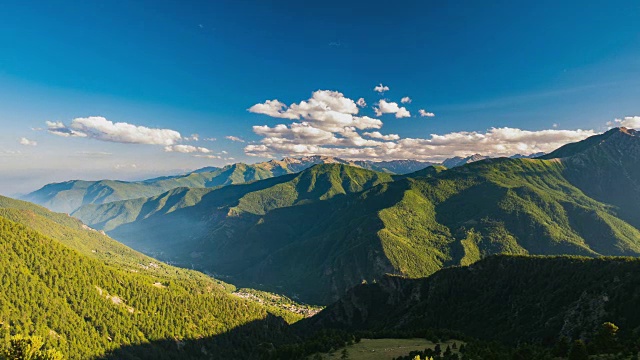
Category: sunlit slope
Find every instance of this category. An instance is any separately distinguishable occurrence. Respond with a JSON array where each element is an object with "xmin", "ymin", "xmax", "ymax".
[{"xmin": 0, "ymin": 196, "xmax": 300, "ymax": 359}]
